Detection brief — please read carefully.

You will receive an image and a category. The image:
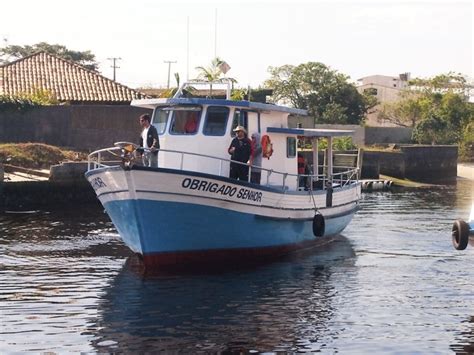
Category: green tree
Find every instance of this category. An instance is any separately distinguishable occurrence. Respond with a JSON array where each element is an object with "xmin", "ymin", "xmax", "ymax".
[
  {"xmin": 377, "ymin": 73, "xmax": 473, "ymax": 153},
  {"xmin": 0, "ymin": 42, "xmax": 99, "ymax": 71},
  {"xmin": 264, "ymin": 62, "xmax": 376, "ymax": 125},
  {"xmin": 194, "ymin": 57, "xmax": 236, "ymax": 97},
  {"xmin": 378, "ymin": 90, "xmax": 431, "ymax": 128}
]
